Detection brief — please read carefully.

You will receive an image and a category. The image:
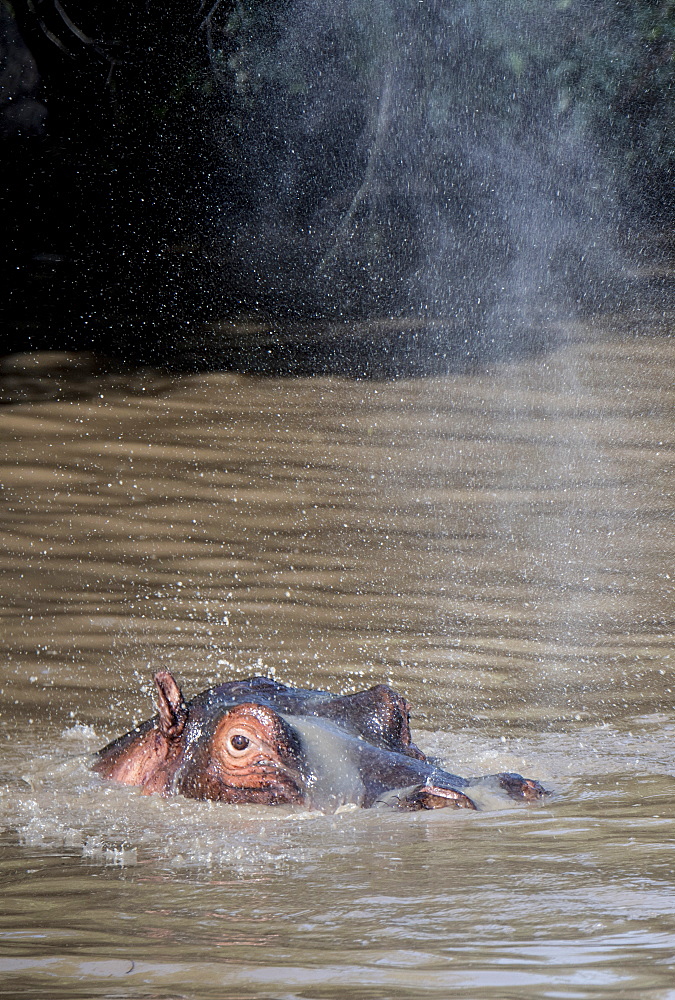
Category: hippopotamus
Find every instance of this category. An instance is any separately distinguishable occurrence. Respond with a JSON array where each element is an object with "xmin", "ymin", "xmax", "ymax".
[{"xmin": 93, "ymin": 671, "xmax": 547, "ymax": 811}]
